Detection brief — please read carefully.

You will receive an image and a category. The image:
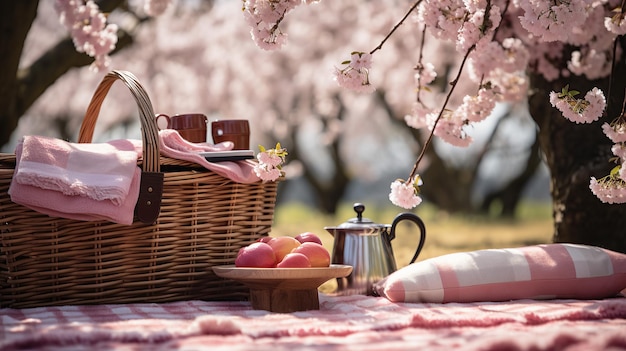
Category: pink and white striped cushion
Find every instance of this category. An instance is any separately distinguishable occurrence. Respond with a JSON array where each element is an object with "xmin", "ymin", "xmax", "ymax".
[{"xmin": 375, "ymin": 244, "xmax": 626, "ymax": 303}]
